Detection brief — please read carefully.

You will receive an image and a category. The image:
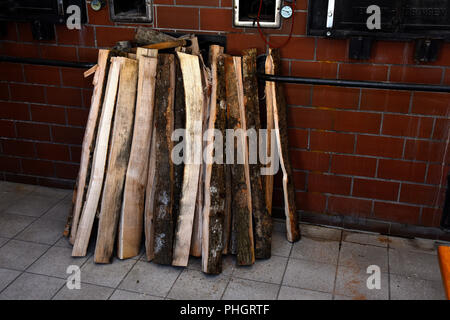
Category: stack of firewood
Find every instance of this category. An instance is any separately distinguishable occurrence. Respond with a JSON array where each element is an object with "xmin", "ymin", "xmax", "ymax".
[{"xmin": 64, "ymin": 34, "xmax": 300, "ymax": 274}]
